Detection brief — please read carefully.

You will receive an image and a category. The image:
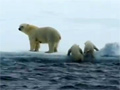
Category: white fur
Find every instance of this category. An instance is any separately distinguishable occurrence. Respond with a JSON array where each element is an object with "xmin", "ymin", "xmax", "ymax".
[
  {"xmin": 67, "ymin": 44, "xmax": 83, "ymax": 61},
  {"xmin": 84, "ymin": 41, "xmax": 99, "ymax": 58},
  {"xmin": 19, "ymin": 23, "xmax": 61, "ymax": 53}
]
